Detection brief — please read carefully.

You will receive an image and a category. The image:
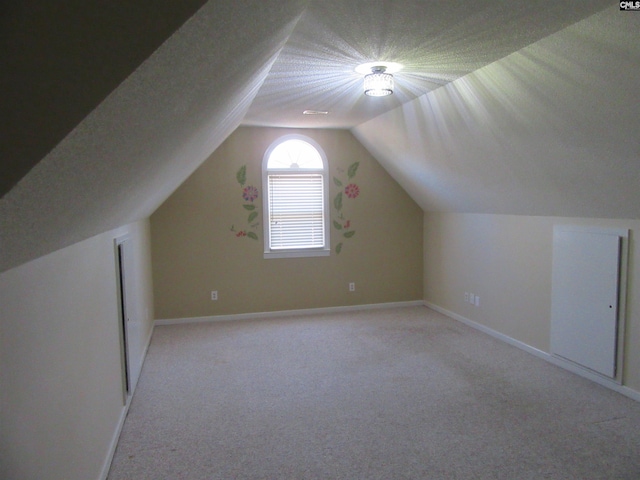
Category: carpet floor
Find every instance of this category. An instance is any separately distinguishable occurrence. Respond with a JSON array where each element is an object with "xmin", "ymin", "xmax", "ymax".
[{"xmin": 107, "ymin": 306, "xmax": 640, "ymax": 479}]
